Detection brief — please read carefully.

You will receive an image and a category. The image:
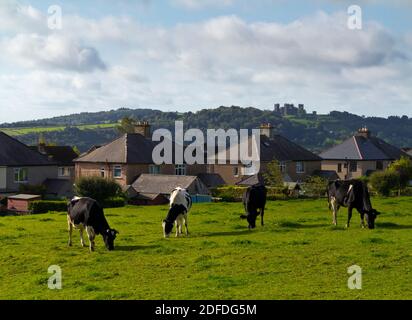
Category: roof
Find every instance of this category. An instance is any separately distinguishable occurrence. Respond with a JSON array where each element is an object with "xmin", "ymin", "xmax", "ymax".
[
  {"xmin": 216, "ymin": 134, "xmax": 321, "ymax": 163},
  {"xmin": 0, "ymin": 132, "xmax": 55, "ymax": 166},
  {"xmin": 29, "ymin": 145, "xmax": 78, "ymax": 166},
  {"xmin": 320, "ymin": 135, "xmax": 409, "ymax": 160},
  {"xmin": 131, "ymin": 174, "xmax": 209, "ymax": 195},
  {"xmin": 312, "ymin": 170, "xmax": 340, "ymax": 181},
  {"xmin": 197, "ymin": 173, "xmax": 226, "ymax": 188},
  {"xmin": 43, "ymin": 179, "xmax": 74, "ymax": 198},
  {"xmin": 236, "ymin": 174, "xmax": 265, "ymax": 186},
  {"xmin": 260, "ymin": 135, "xmax": 322, "ymax": 162},
  {"xmin": 75, "ymin": 133, "xmax": 157, "ymax": 164},
  {"xmin": 8, "ymin": 194, "xmax": 42, "ymax": 200}
]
